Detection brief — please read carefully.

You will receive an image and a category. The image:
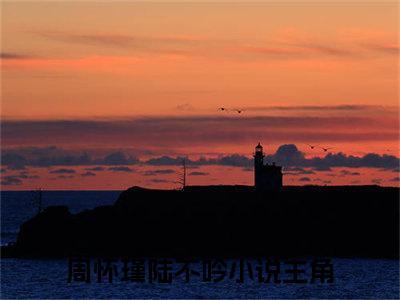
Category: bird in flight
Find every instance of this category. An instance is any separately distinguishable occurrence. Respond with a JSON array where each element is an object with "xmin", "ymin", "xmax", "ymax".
[
  {"xmin": 218, "ymin": 107, "xmax": 227, "ymax": 111},
  {"xmin": 320, "ymin": 147, "xmax": 334, "ymax": 152},
  {"xmin": 234, "ymin": 109, "xmax": 244, "ymax": 114},
  {"xmin": 307, "ymin": 144, "xmax": 318, "ymax": 150}
]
